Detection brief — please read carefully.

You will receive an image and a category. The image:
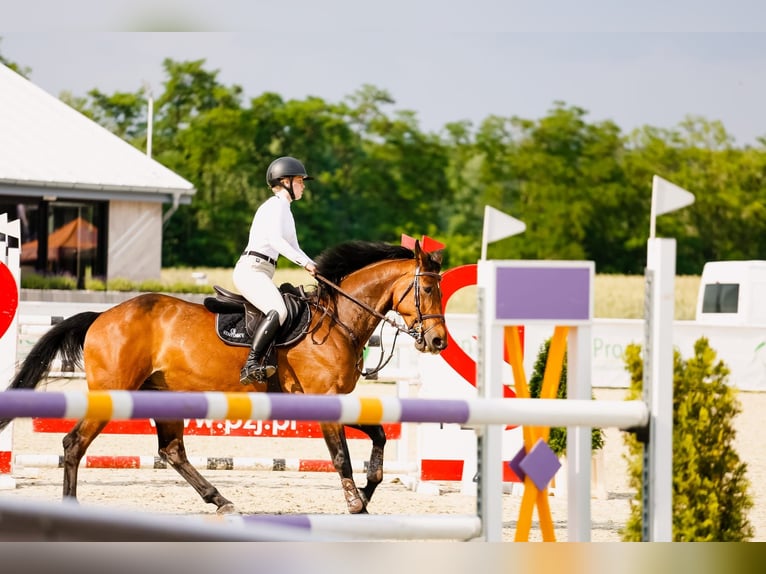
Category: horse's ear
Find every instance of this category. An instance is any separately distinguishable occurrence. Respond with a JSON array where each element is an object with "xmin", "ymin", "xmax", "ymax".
[{"xmin": 429, "ymin": 249, "xmax": 444, "ymax": 266}]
